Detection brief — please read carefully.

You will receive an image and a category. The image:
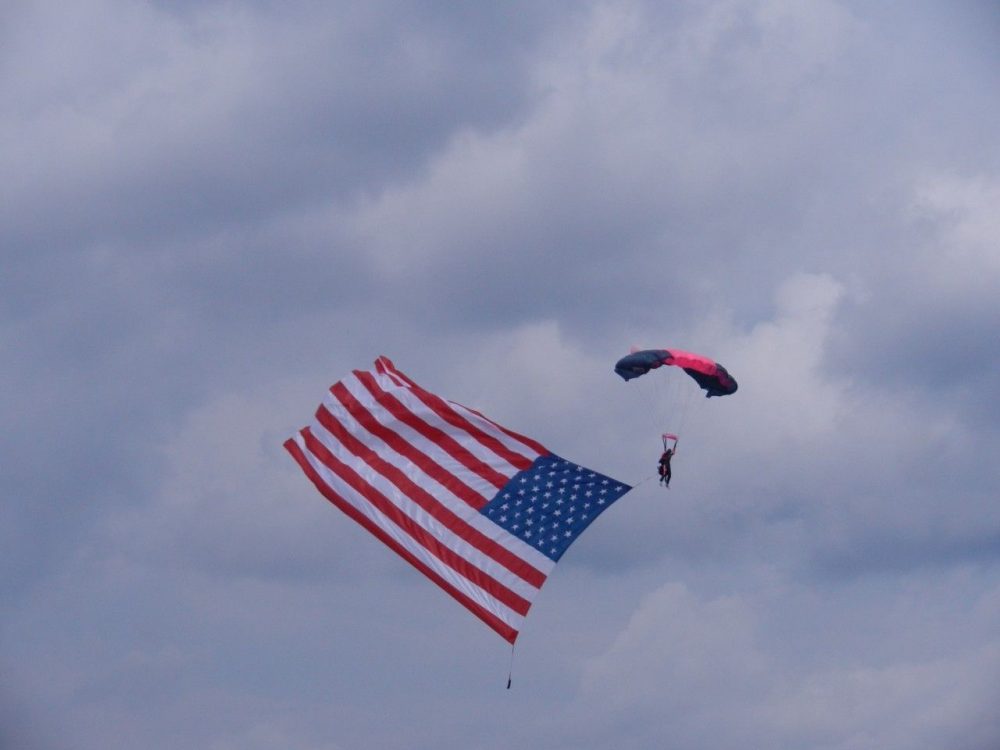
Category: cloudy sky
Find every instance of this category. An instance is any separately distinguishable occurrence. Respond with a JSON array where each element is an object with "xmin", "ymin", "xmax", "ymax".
[{"xmin": 3, "ymin": 1, "xmax": 999, "ymax": 748}]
